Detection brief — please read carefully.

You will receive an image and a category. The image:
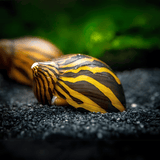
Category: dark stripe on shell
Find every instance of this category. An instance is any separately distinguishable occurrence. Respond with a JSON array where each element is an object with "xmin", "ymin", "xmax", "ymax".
[
  {"xmin": 38, "ymin": 73, "xmax": 47, "ymax": 104},
  {"xmin": 35, "ymin": 78, "xmax": 42, "ymax": 103},
  {"xmin": 56, "ymin": 81, "xmax": 83, "ymax": 104}
]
